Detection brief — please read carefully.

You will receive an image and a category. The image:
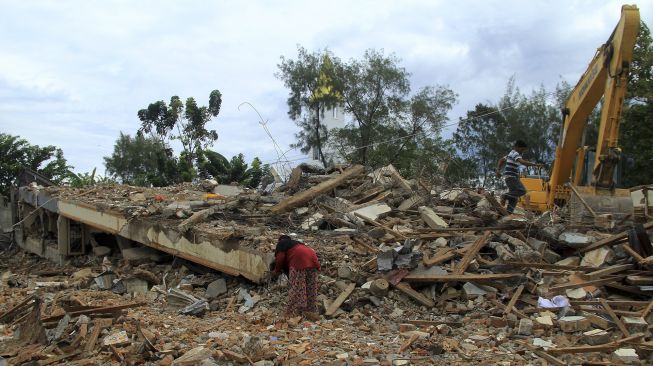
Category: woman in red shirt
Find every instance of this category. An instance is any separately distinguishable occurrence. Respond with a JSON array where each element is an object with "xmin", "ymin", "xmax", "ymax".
[{"xmin": 274, "ymin": 235, "xmax": 321, "ymax": 317}]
